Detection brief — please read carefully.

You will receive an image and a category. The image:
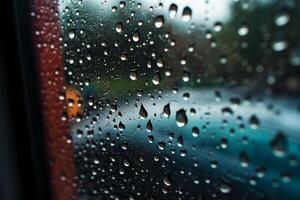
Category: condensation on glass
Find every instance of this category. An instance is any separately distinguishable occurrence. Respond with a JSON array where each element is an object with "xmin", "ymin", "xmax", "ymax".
[{"xmin": 30, "ymin": 0, "xmax": 300, "ymax": 199}]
